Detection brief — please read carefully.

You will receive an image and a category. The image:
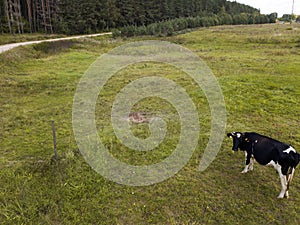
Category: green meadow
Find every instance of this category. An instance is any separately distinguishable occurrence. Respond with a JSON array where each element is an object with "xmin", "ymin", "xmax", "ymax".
[{"xmin": 1, "ymin": 23, "xmax": 300, "ymax": 224}]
